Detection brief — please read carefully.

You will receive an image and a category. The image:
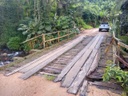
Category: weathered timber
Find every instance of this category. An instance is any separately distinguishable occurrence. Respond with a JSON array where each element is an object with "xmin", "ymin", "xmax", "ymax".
[
  {"xmin": 54, "ymin": 36, "xmax": 96, "ymax": 82},
  {"xmin": 62, "ymin": 35, "xmax": 101, "ymax": 88},
  {"xmin": 89, "ymin": 82, "xmax": 122, "ymax": 90},
  {"xmin": 6, "ymin": 36, "xmax": 84, "ymax": 76},
  {"xmin": 116, "ymin": 54, "xmax": 128, "ymax": 68},
  {"xmin": 42, "ymin": 34, "xmax": 45, "ymax": 48},
  {"xmin": 67, "ymin": 50, "xmax": 99, "ymax": 94},
  {"xmin": 19, "ymin": 36, "xmax": 85, "ymax": 79},
  {"xmin": 20, "ymin": 37, "xmax": 79, "ymax": 73},
  {"xmin": 79, "ymin": 80, "xmax": 88, "ymax": 96},
  {"xmin": 118, "ymin": 42, "xmax": 128, "ymax": 50},
  {"xmin": 67, "ymin": 36, "xmax": 103, "ymax": 94},
  {"xmin": 87, "ymin": 74, "xmax": 103, "ymax": 81},
  {"xmin": 87, "ymin": 49, "xmax": 101, "ymax": 76},
  {"xmin": 6, "ymin": 41, "xmax": 67, "ymax": 75},
  {"xmin": 79, "ymin": 49, "xmax": 100, "ymax": 96}
]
